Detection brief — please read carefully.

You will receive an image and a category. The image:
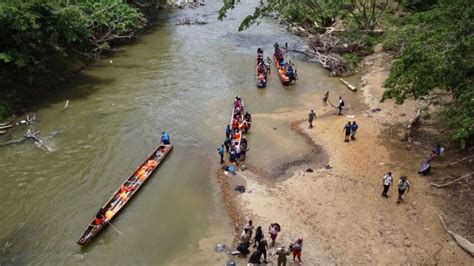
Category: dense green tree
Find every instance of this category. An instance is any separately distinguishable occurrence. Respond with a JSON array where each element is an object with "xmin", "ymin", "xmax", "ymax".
[
  {"xmin": 383, "ymin": 0, "xmax": 473, "ymax": 147},
  {"xmin": 0, "ymin": 0, "xmax": 147, "ymax": 118}
]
